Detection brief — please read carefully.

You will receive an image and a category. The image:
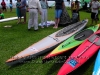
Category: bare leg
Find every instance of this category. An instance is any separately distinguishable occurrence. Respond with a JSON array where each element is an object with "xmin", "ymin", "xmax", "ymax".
[
  {"xmin": 91, "ymin": 19, "xmax": 93, "ymax": 25},
  {"xmin": 19, "ymin": 17, "xmax": 21, "ymax": 23},
  {"xmin": 17, "ymin": 17, "xmax": 20, "ymax": 24},
  {"xmin": 22, "ymin": 10, "xmax": 26, "ymax": 23},
  {"xmin": 24, "ymin": 15, "xmax": 26, "ymax": 23},
  {"xmin": 5, "ymin": 8, "xmax": 7, "ymax": 12},
  {"xmin": 0, "ymin": 16, "xmax": 2, "ymax": 19},
  {"xmin": 56, "ymin": 18, "xmax": 60, "ymax": 28},
  {"xmin": 95, "ymin": 19, "xmax": 97, "ymax": 24},
  {"xmin": 53, "ymin": 18, "xmax": 57, "ymax": 28},
  {"xmin": 53, "ymin": 18, "xmax": 60, "ymax": 29}
]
